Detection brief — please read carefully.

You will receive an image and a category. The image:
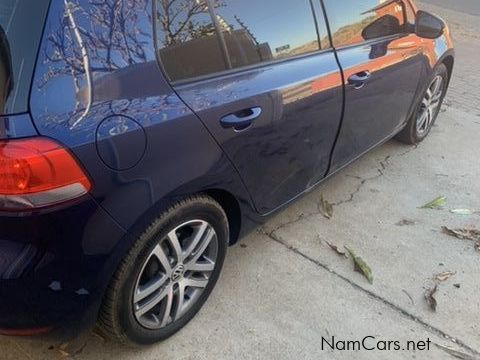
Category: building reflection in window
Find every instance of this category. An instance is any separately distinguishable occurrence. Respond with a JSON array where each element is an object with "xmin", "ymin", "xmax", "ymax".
[
  {"xmin": 325, "ymin": 0, "xmax": 406, "ymax": 48},
  {"xmin": 155, "ymin": 0, "xmax": 322, "ymax": 81}
]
